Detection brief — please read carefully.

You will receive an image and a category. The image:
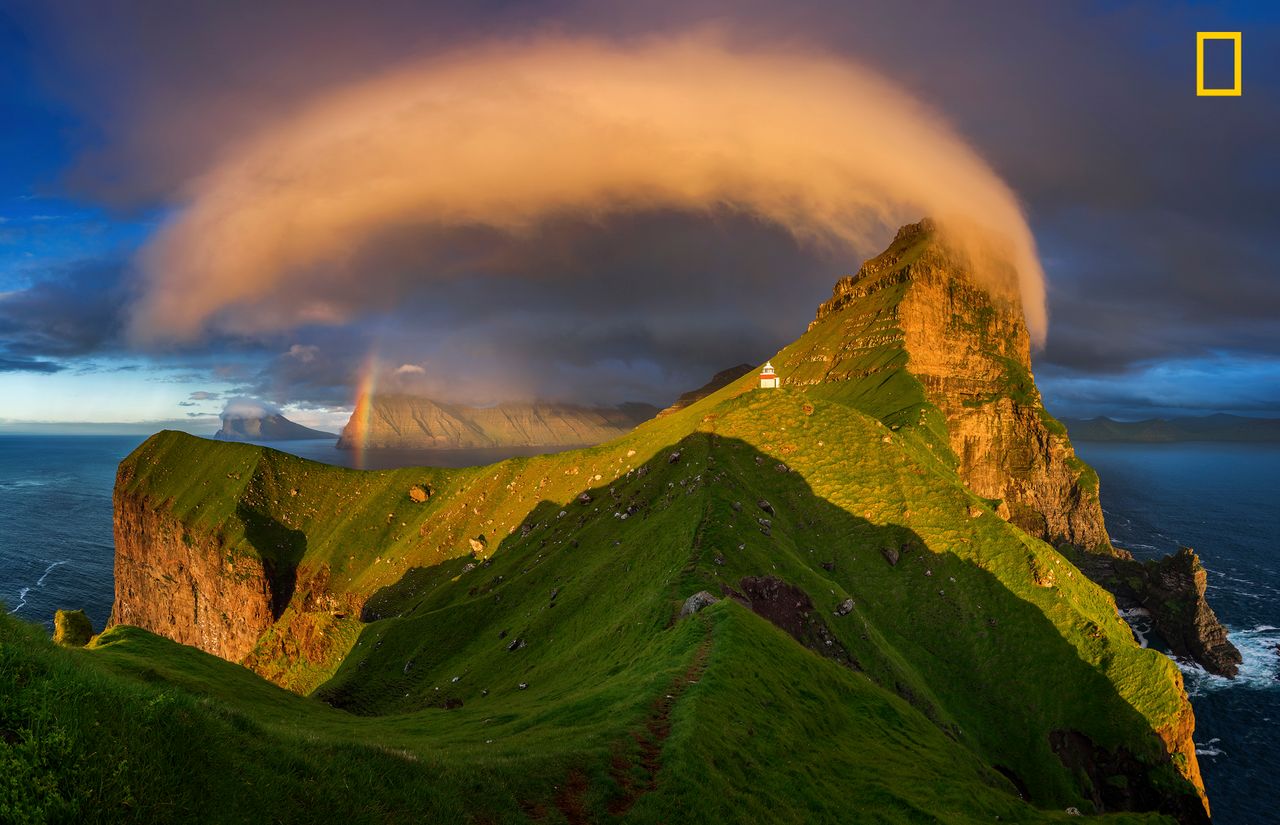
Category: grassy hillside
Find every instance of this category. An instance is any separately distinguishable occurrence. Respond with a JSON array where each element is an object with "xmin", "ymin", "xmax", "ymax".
[
  {"xmin": 5, "ymin": 233, "xmax": 1209, "ymax": 821},
  {"xmin": 12, "ymin": 384, "xmax": 1202, "ymax": 821}
]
